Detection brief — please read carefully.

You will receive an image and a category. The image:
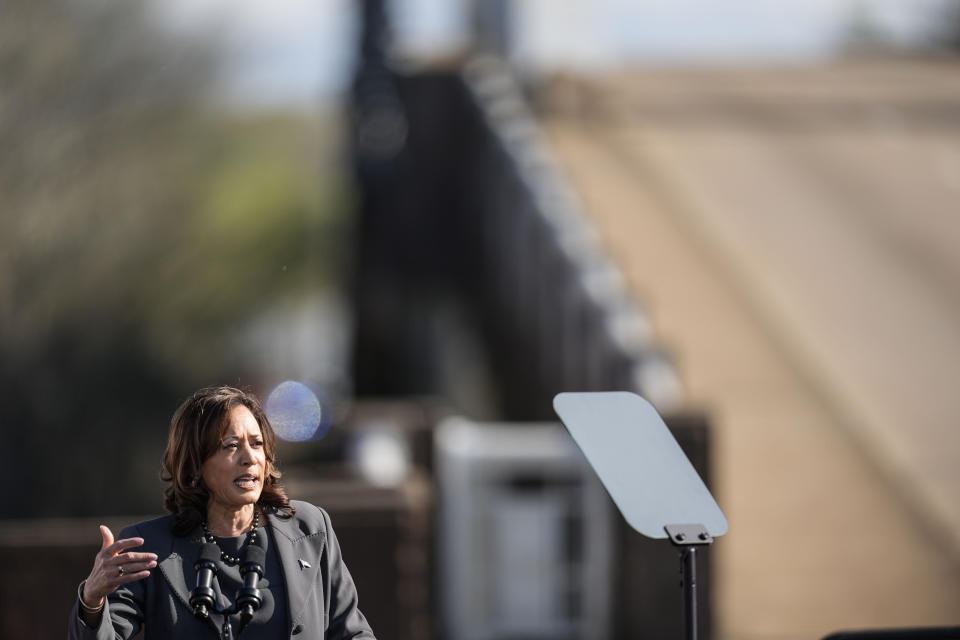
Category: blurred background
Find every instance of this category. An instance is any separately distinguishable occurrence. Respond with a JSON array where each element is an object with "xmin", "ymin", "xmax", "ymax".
[{"xmin": 2, "ymin": 0, "xmax": 959, "ymax": 638}]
